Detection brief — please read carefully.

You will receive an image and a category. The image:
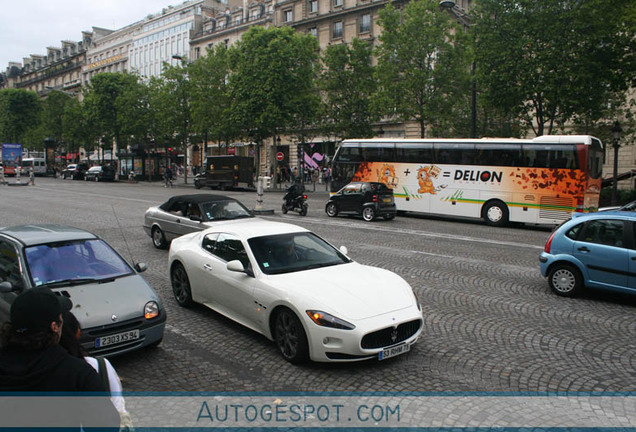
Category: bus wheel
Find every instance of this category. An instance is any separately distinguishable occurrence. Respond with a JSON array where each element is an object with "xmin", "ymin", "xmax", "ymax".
[{"xmin": 482, "ymin": 201, "xmax": 509, "ymax": 227}]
